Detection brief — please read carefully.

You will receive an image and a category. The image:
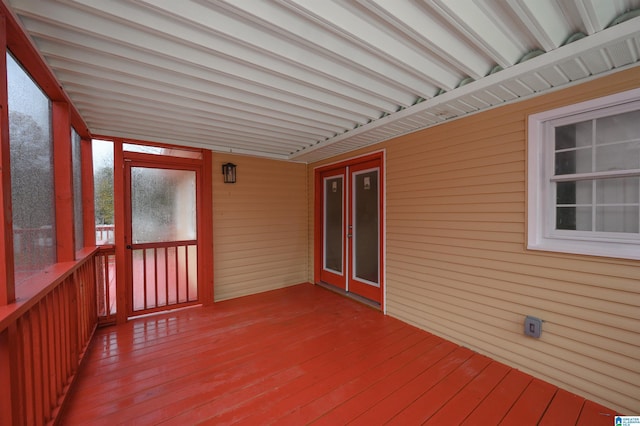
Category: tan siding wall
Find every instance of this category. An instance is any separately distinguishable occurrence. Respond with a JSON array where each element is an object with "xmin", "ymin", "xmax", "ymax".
[
  {"xmin": 213, "ymin": 154, "xmax": 308, "ymax": 301},
  {"xmin": 308, "ymin": 67, "xmax": 640, "ymax": 414}
]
